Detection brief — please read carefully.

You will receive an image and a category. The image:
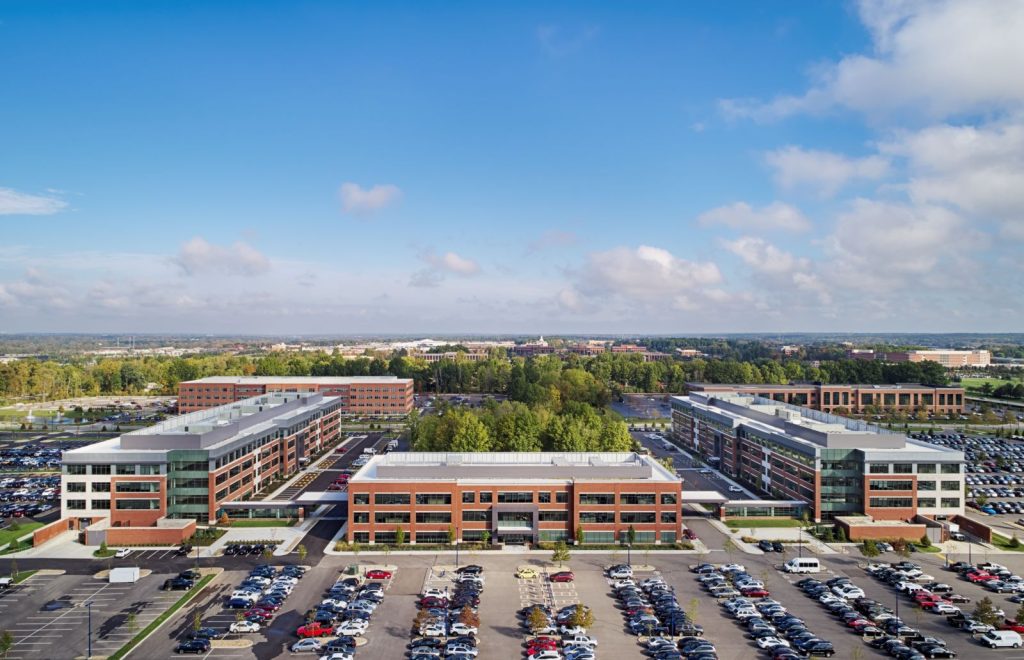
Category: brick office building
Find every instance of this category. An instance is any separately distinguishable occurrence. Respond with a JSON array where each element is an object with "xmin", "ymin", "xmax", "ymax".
[
  {"xmin": 687, "ymin": 382, "xmax": 965, "ymax": 415},
  {"xmin": 56, "ymin": 392, "xmax": 342, "ymax": 545},
  {"xmin": 177, "ymin": 375, "xmax": 414, "ymax": 415},
  {"xmin": 346, "ymin": 452, "xmax": 683, "ymax": 546},
  {"xmin": 671, "ymin": 393, "xmax": 964, "ymax": 523}
]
